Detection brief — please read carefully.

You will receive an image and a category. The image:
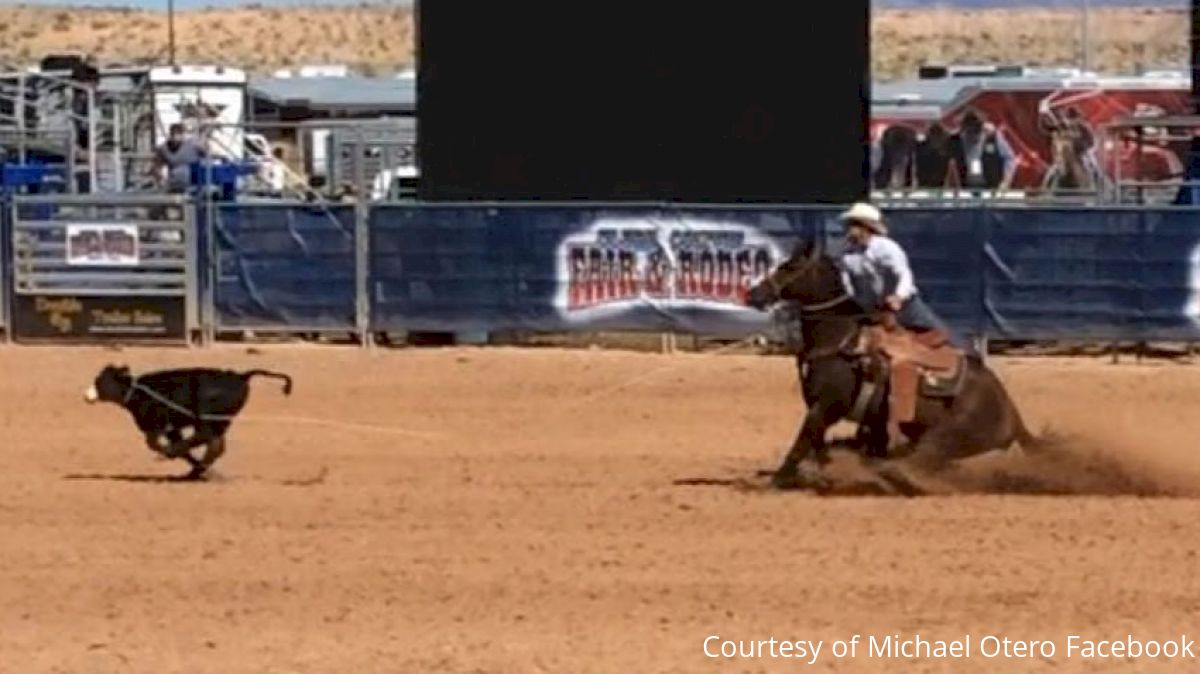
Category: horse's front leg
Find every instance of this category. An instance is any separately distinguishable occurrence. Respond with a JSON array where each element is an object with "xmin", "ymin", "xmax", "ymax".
[{"xmin": 772, "ymin": 404, "xmax": 837, "ymax": 490}]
